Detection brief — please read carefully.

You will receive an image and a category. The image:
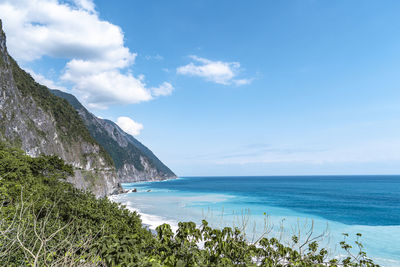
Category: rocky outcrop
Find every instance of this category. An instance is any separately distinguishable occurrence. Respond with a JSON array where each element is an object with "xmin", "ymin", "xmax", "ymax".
[
  {"xmin": 51, "ymin": 89, "xmax": 177, "ymax": 183},
  {"xmin": 0, "ymin": 20, "xmax": 120, "ymax": 197}
]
